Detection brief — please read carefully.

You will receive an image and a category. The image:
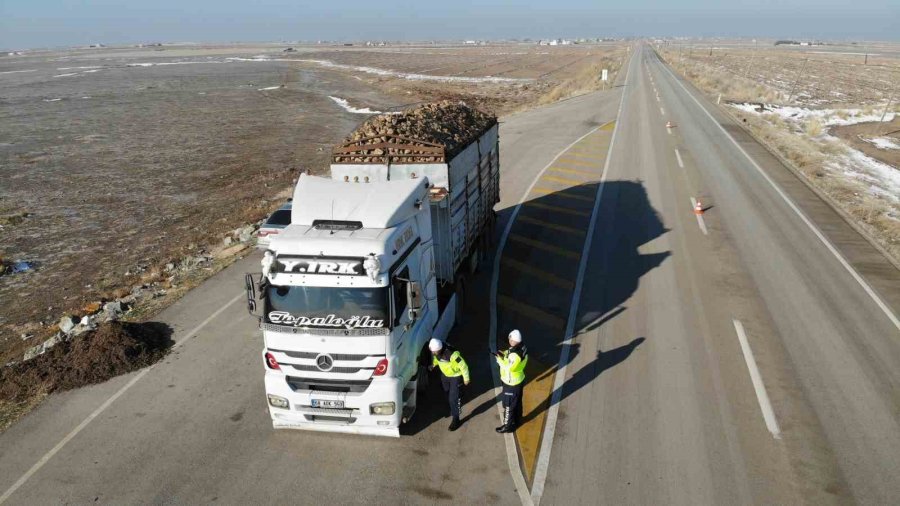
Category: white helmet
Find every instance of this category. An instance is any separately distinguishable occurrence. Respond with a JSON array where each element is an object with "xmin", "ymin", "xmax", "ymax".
[
  {"xmin": 428, "ymin": 338, "xmax": 443, "ymax": 352},
  {"xmin": 508, "ymin": 329, "xmax": 522, "ymax": 344}
]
